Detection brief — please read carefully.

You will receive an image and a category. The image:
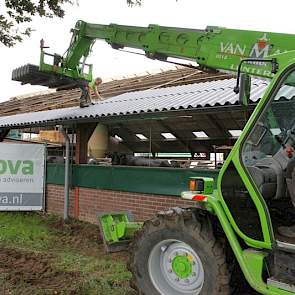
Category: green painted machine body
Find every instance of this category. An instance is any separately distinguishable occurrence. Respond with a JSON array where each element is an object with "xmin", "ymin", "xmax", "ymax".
[
  {"xmin": 40, "ymin": 20, "xmax": 295, "ymax": 81},
  {"xmin": 98, "ymin": 213, "xmax": 143, "ymax": 253},
  {"xmin": 182, "ymin": 52, "xmax": 295, "ymax": 294},
  {"xmin": 99, "ymin": 213, "xmax": 142, "ymax": 243},
  {"xmin": 189, "ymin": 177, "xmax": 214, "ymax": 194},
  {"xmin": 37, "ymin": 20, "xmax": 295, "ymax": 294}
]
